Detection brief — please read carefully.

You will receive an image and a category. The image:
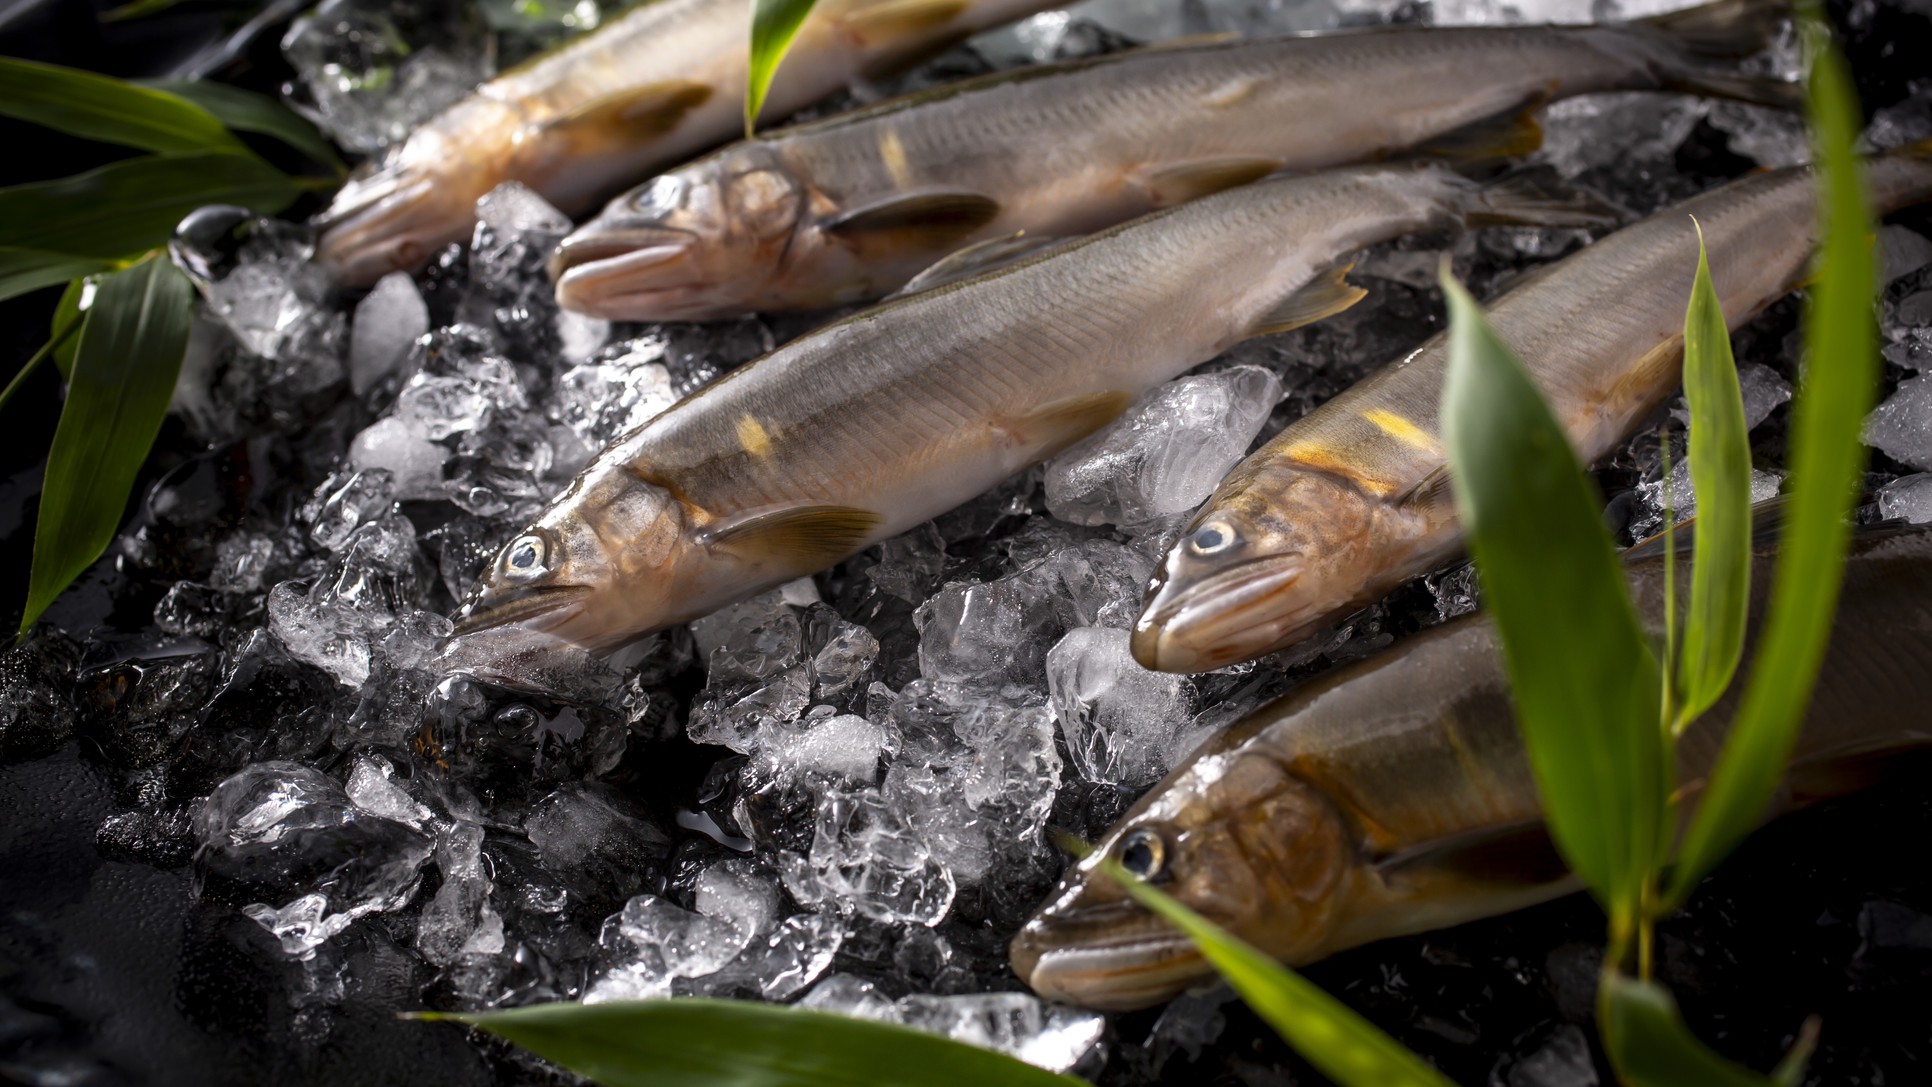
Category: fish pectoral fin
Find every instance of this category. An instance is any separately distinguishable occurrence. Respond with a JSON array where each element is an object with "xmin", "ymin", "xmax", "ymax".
[
  {"xmin": 700, "ymin": 504, "xmax": 883, "ymax": 565},
  {"xmin": 1247, "ymin": 263, "xmax": 1368, "ymax": 338},
  {"xmin": 1393, "ymin": 463, "xmax": 1456, "ymax": 514},
  {"xmin": 822, "ymin": 190, "xmax": 1003, "ymax": 247},
  {"xmin": 1011, "ymin": 391, "xmax": 1135, "ymax": 456},
  {"xmin": 1374, "ymin": 821, "xmax": 1569, "ymax": 891},
  {"xmin": 893, "ymin": 231, "xmax": 1072, "ymax": 297},
  {"xmin": 1467, "ymin": 165, "xmax": 1623, "ymax": 230},
  {"xmin": 1131, "ymin": 155, "xmax": 1282, "ymax": 207},
  {"xmin": 544, "ymin": 80, "xmax": 714, "ymax": 138},
  {"xmin": 840, "ymin": 0, "xmax": 969, "ymax": 41},
  {"xmin": 1412, "ymin": 95, "xmax": 1550, "ymax": 163}
]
